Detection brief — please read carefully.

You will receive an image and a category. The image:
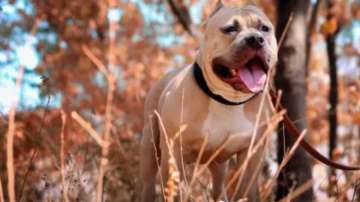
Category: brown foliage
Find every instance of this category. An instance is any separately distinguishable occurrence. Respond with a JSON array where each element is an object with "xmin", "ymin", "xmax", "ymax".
[{"xmin": 0, "ymin": 0, "xmax": 359, "ymax": 201}]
